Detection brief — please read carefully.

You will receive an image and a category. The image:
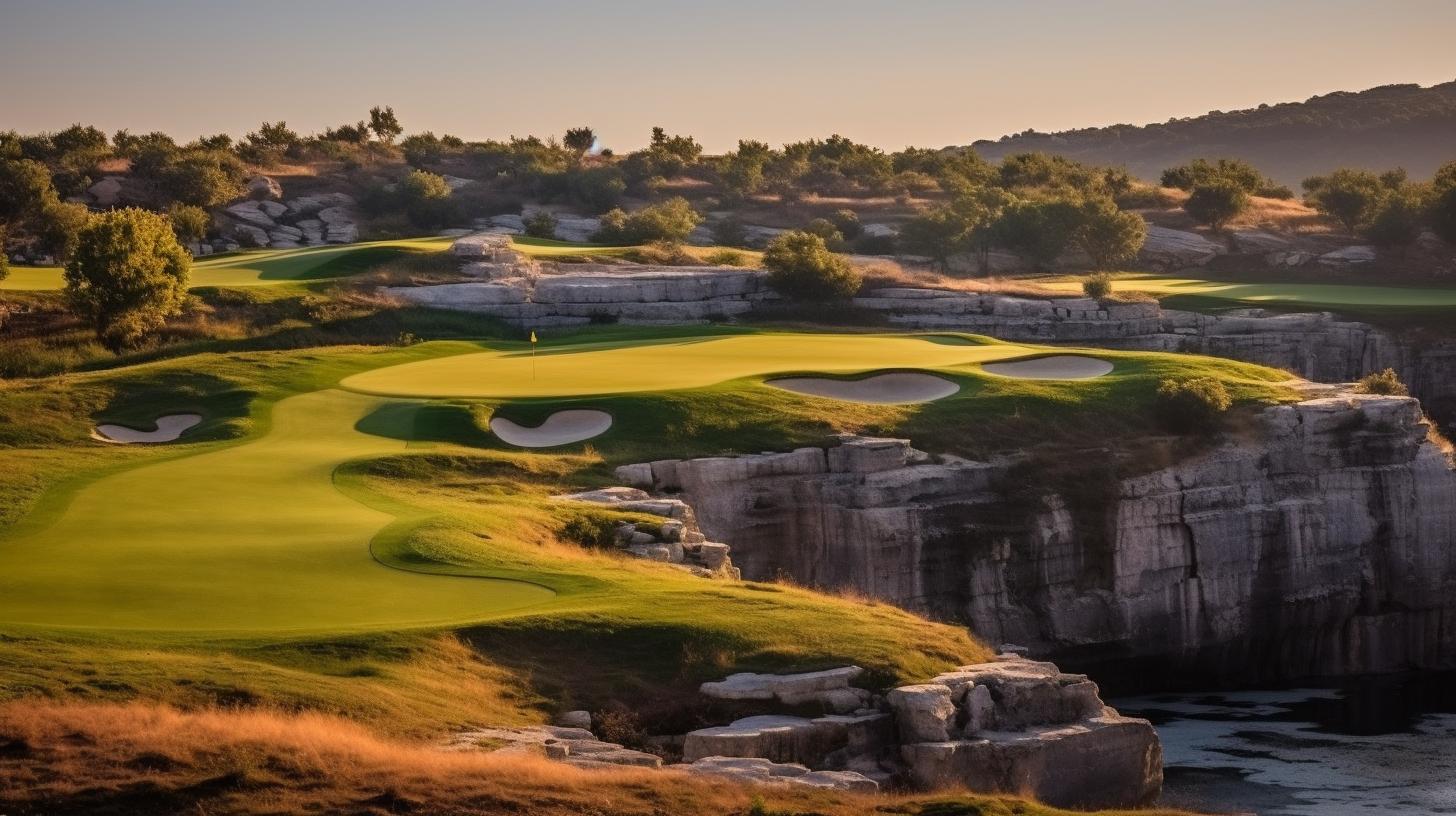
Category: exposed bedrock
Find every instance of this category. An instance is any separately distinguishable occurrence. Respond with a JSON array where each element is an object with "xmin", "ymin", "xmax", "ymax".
[{"xmin": 617, "ymin": 395, "xmax": 1456, "ymax": 688}]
